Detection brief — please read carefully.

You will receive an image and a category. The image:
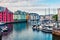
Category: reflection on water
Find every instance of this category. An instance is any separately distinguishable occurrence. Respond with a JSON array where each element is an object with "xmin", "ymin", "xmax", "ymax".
[
  {"xmin": 13, "ymin": 23, "xmax": 27, "ymax": 32},
  {"xmin": 2, "ymin": 24, "xmax": 13, "ymax": 36},
  {"xmin": 52, "ymin": 35, "xmax": 60, "ymax": 40},
  {"xmin": 2, "ymin": 22, "xmax": 52, "ymax": 40}
]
